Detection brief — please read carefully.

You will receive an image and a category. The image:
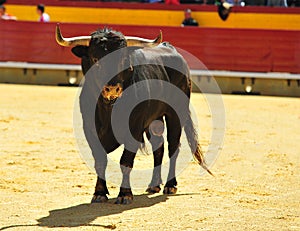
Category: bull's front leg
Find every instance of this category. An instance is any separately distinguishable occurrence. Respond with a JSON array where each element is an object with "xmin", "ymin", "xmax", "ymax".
[
  {"xmin": 91, "ymin": 156, "xmax": 109, "ymax": 203},
  {"xmin": 92, "ymin": 177, "xmax": 109, "ymax": 203},
  {"xmin": 115, "ymin": 149, "xmax": 137, "ymax": 204}
]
